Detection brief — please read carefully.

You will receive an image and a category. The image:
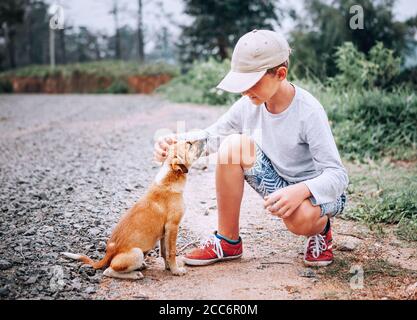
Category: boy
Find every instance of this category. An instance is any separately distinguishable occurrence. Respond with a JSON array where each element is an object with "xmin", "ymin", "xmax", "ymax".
[{"xmin": 154, "ymin": 29, "xmax": 348, "ymax": 267}]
